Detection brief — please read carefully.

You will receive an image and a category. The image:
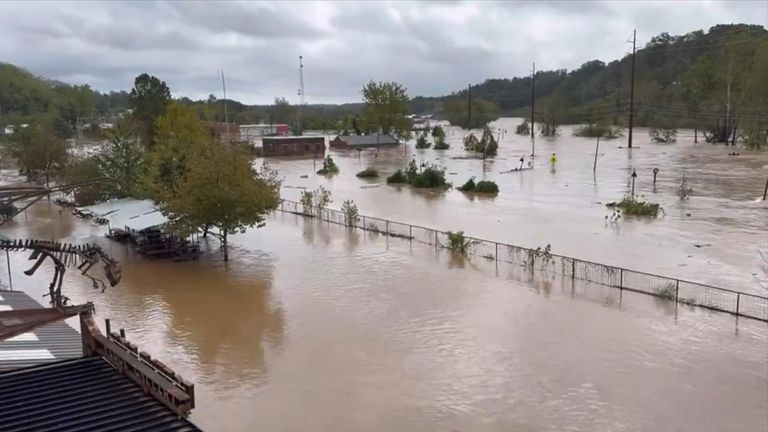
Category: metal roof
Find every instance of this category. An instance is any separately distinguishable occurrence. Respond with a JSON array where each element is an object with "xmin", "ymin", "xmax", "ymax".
[
  {"xmin": 333, "ymin": 134, "xmax": 399, "ymax": 146},
  {"xmin": 79, "ymin": 197, "xmax": 137, "ymax": 217},
  {"xmin": 122, "ymin": 209, "xmax": 169, "ymax": 232},
  {"xmin": 0, "ymin": 290, "xmax": 82, "ymax": 371},
  {"xmin": 0, "ymin": 356, "xmax": 202, "ymax": 432}
]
